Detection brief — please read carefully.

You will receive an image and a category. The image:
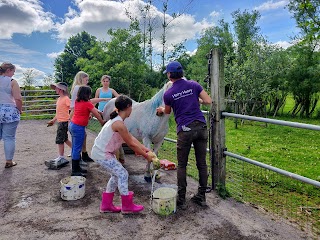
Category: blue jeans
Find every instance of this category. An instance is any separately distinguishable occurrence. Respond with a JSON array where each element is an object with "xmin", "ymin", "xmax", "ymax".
[
  {"xmin": 0, "ymin": 121, "xmax": 19, "ymax": 160},
  {"xmin": 68, "ymin": 122, "xmax": 85, "ymax": 160}
]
